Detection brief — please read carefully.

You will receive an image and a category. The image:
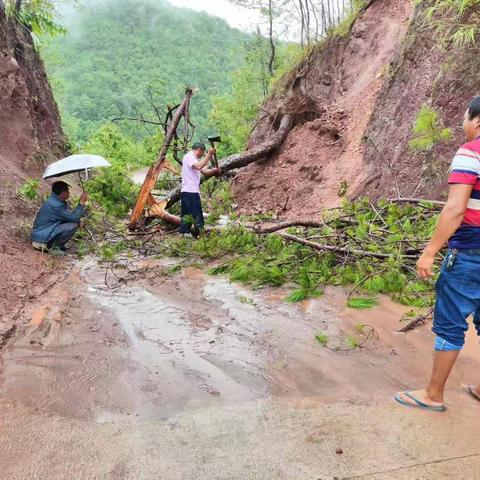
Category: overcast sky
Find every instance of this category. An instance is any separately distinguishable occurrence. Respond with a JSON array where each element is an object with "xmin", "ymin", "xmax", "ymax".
[{"xmin": 166, "ymin": 0, "xmax": 263, "ymax": 32}]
